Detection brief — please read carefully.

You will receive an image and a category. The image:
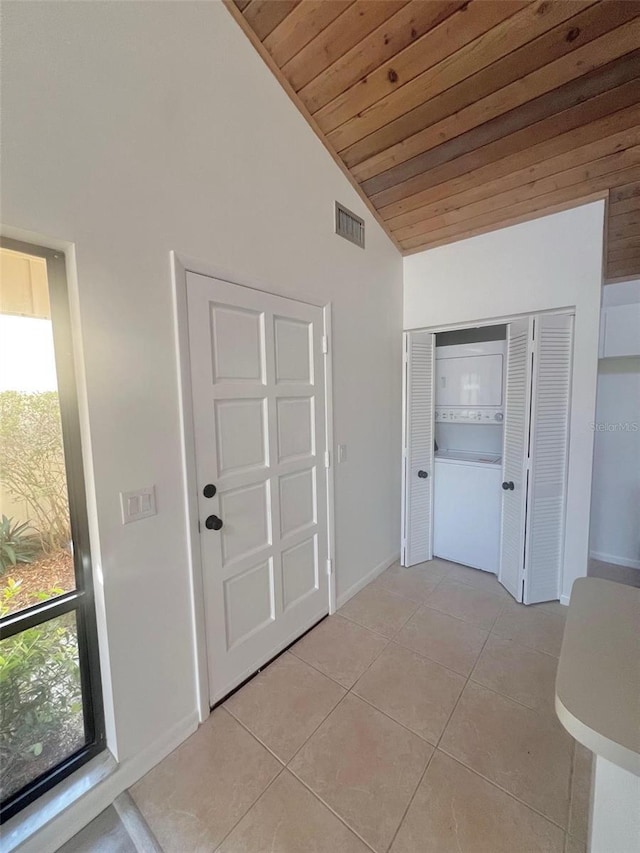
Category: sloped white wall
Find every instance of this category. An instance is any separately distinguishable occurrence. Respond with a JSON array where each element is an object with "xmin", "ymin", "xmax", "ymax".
[
  {"xmin": 404, "ymin": 202, "xmax": 605, "ymax": 603},
  {"xmin": 0, "ymin": 0, "xmax": 402, "ymax": 810}
]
